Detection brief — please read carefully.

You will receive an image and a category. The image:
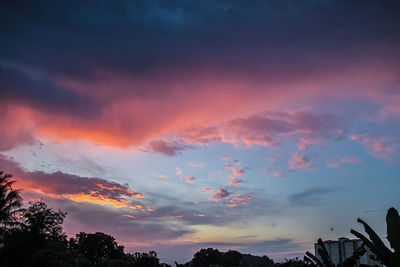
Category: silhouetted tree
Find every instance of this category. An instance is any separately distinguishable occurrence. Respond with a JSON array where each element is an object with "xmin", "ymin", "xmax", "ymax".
[
  {"xmin": 275, "ymin": 257, "xmax": 311, "ymax": 266},
  {"xmin": 124, "ymin": 251, "xmax": 164, "ymax": 267},
  {"xmin": 177, "ymin": 248, "xmax": 274, "ymax": 267},
  {"xmin": 23, "ymin": 200, "xmax": 67, "ymax": 241},
  {"xmin": 70, "ymin": 232, "xmax": 125, "ymax": 265},
  {"xmin": 239, "ymin": 254, "xmax": 274, "ymax": 267},
  {"xmin": 0, "ymin": 171, "xmax": 23, "ymax": 242},
  {"xmin": 192, "ymin": 248, "xmax": 223, "ymax": 267},
  {"xmin": 0, "ymin": 200, "xmax": 68, "ymax": 267},
  {"xmin": 219, "ymin": 250, "xmax": 242, "ymax": 266}
]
